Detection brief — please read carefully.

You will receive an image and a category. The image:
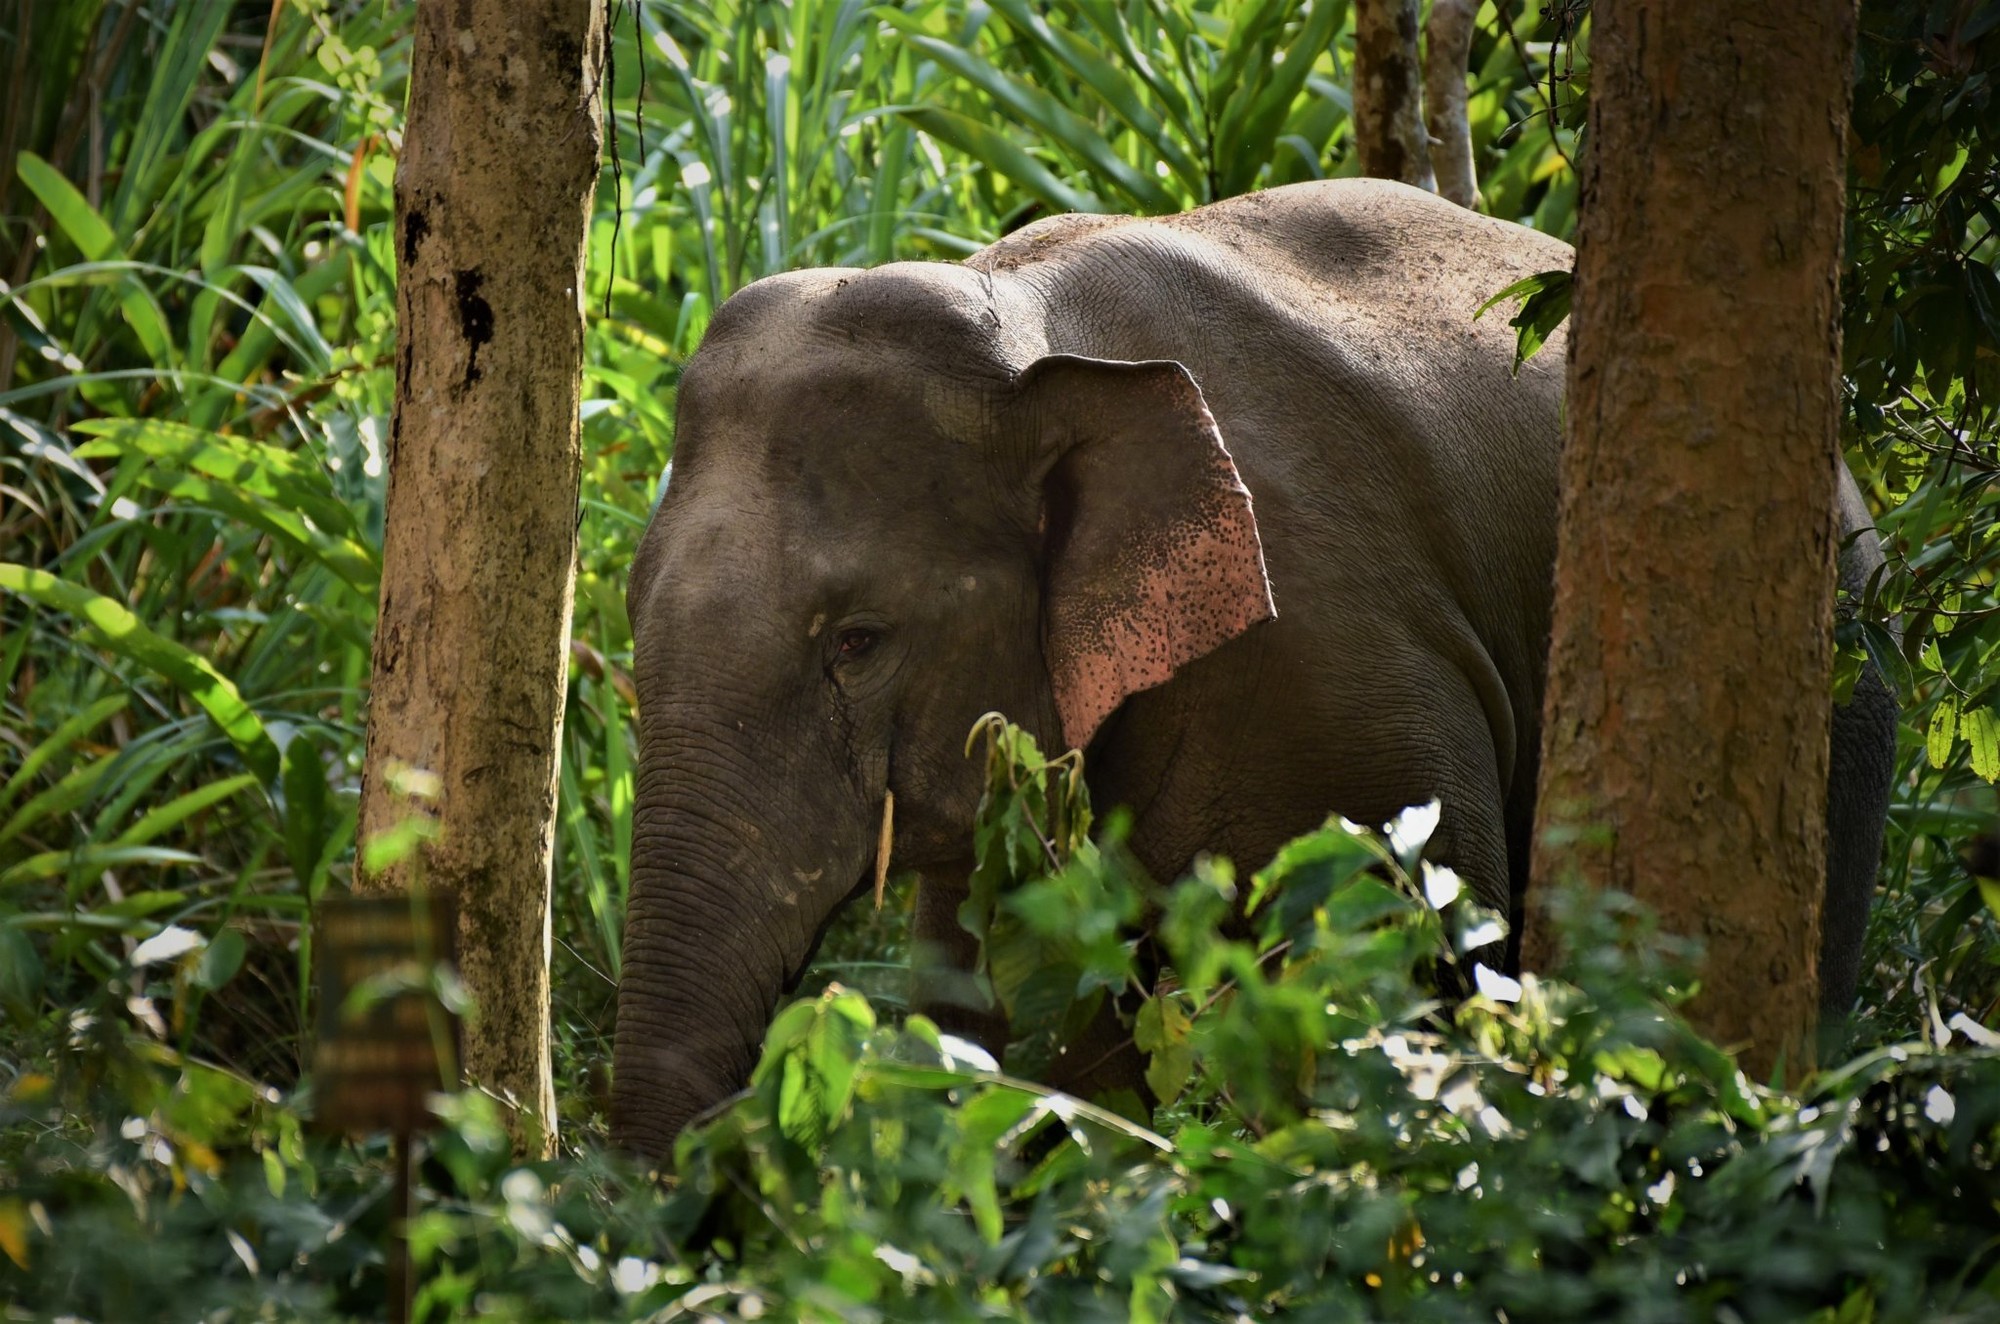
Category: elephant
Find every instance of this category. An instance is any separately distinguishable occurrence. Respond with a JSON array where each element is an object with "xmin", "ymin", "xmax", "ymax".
[{"xmin": 611, "ymin": 177, "xmax": 1898, "ymax": 1160}]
